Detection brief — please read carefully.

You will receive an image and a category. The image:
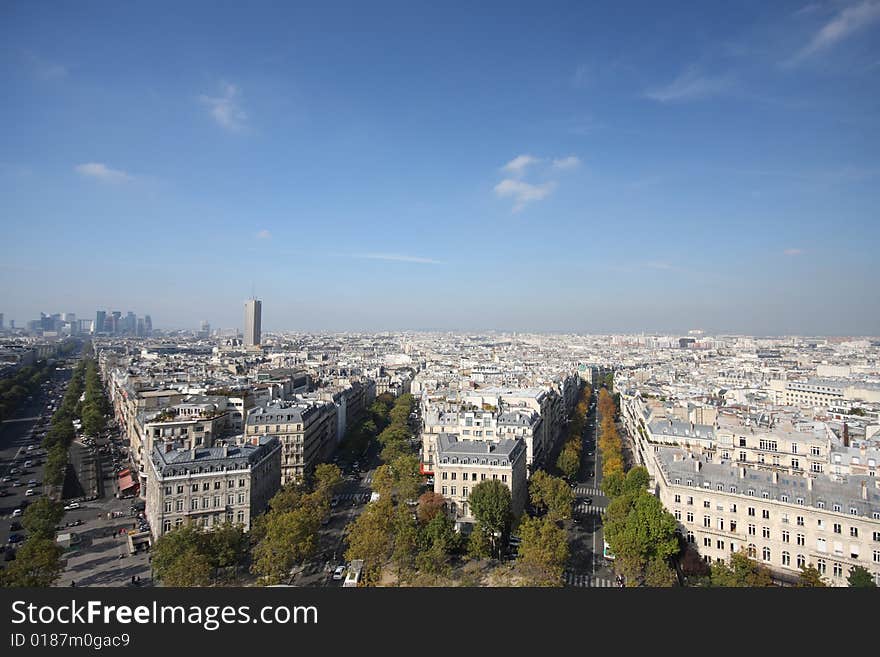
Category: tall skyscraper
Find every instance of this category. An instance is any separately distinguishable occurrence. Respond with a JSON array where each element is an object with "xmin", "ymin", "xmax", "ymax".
[
  {"xmin": 0, "ymin": 313, "xmax": 4, "ymax": 330},
  {"xmin": 244, "ymin": 299, "xmax": 261, "ymax": 347},
  {"xmin": 144, "ymin": 315, "xmax": 152, "ymax": 336},
  {"xmin": 95, "ymin": 310, "xmax": 106, "ymax": 334},
  {"xmin": 126, "ymin": 311, "xmax": 136, "ymax": 335}
]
